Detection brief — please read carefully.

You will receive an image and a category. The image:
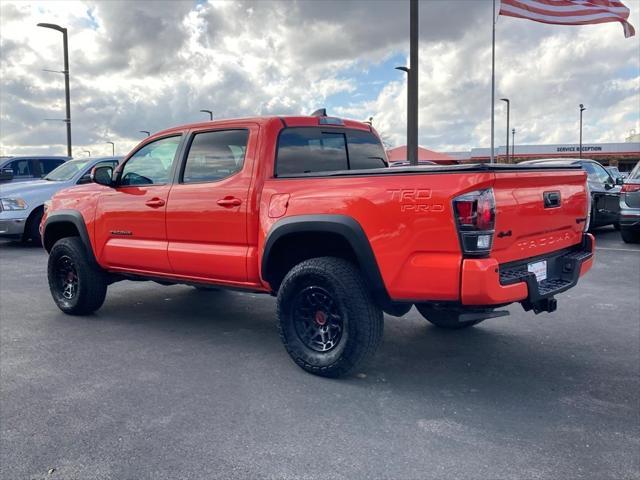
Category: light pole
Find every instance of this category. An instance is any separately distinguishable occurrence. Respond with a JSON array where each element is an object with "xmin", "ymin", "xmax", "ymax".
[
  {"xmin": 394, "ymin": 0, "xmax": 418, "ymax": 166},
  {"xmin": 200, "ymin": 109, "xmax": 213, "ymax": 120},
  {"xmin": 83, "ymin": 150, "xmax": 91, "ymax": 157},
  {"xmin": 37, "ymin": 23, "xmax": 71, "ymax": 158},
  {"xmin": 511, "ymin": 128, "xmax": 516, "ymax": 160},
  {"xmin": 579, "ymin": 104, "xmax": 586, "ymax": 158},
  {"xmin": 106, "ymin": 141, "xmax": 115, "ymax": 156},
  {"xmin": 500, "ymin": 98, "xmax": 510, "ymax": 163},
  {"xmin": 139, "ymin": 130, "xmax": 150, "ymax": 137}
]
